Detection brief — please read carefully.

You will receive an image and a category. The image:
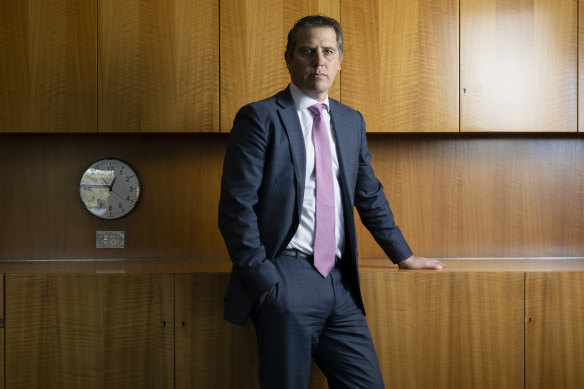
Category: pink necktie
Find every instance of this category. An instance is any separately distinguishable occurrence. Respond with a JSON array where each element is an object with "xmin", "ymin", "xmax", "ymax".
[{"xmin": 308, "ymin": 103, "xmax": 336, "ymax": 278}]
